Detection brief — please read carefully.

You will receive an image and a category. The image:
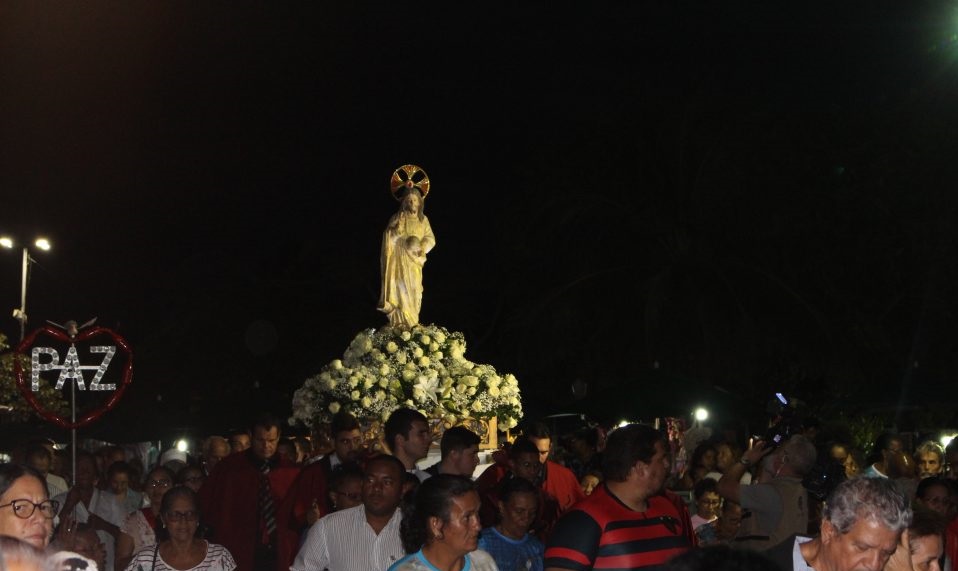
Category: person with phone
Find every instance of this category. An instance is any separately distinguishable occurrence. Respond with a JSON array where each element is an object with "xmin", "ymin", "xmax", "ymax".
[{"xmin": 716, "ymin": 435, "xmax": 817, "ymax": 551}]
